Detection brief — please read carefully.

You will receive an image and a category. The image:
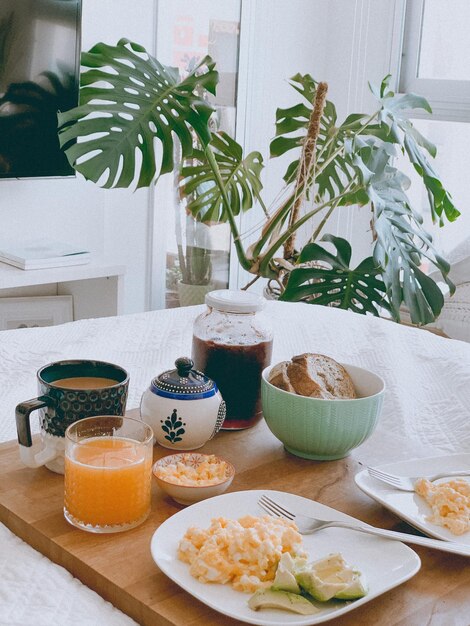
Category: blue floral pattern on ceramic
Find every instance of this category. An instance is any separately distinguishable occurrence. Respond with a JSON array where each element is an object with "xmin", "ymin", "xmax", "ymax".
[{"xmin": 161, "ymin": 409, "xmax": 186, "ymax": 444}]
